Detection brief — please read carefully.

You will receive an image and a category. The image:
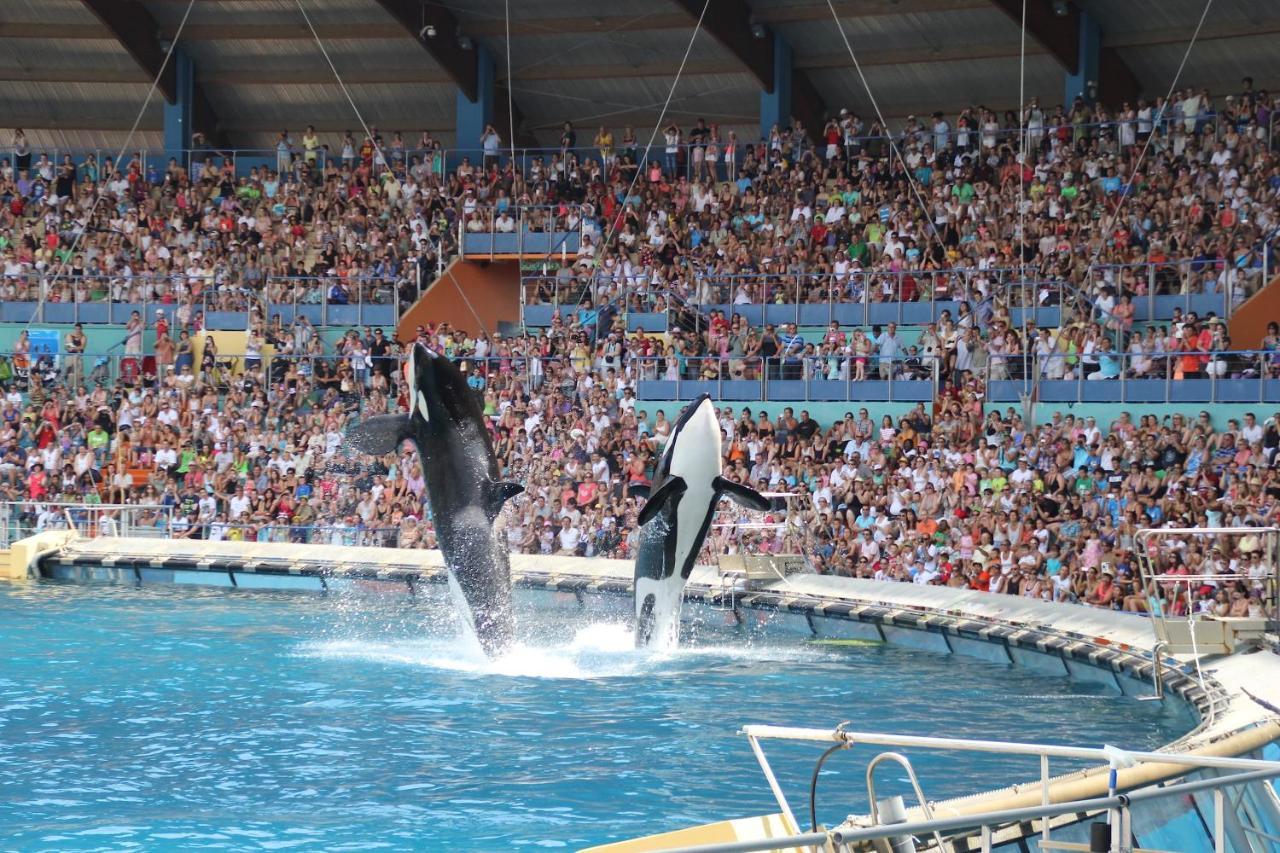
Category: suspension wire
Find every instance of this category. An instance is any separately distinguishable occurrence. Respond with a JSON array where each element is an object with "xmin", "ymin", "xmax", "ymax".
[
  {"xmin": 822, "ymin": 0, "xmax": 945, "ymax": 261},
  {"xmin": 576, "ymin": 0, "xmax": 712, "ymax": 310},
  {"xmin": 503, "ymin": 0, "xmax": 516, "ymax": 164},
  {"xmin": 295, "ymin": 0, "xmax": 491, "ymax": 339},
  {"xmin": 32, "ymin": 0, "xmax": 200, "ymax": 330},
  {"xmin": 1083, "ymin": 0, "xmax": 1215, "ymax": 288},
  {"xmin": 1017, "ymin": 0, "xmax": 1029, "ymax": 390}
]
